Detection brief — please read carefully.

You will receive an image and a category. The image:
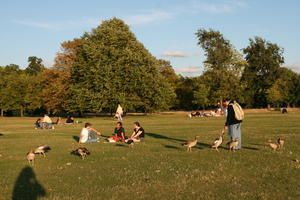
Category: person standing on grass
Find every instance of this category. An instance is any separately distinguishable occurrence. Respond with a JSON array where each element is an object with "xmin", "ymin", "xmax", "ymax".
[
  {"xmin": 223, "ymin": 98, "xmax": 243, "ymax": 150},
  {"xmin": 79, "ymin": 123, "xmax": 101, "ymax": 143}
]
